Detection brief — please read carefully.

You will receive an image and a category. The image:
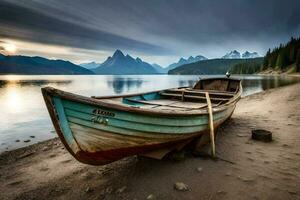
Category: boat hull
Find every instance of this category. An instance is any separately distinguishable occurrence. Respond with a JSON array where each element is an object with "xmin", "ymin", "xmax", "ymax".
[{"xmin": 42, "ymin": 87, "xmax": 237, "ymax": 165}]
